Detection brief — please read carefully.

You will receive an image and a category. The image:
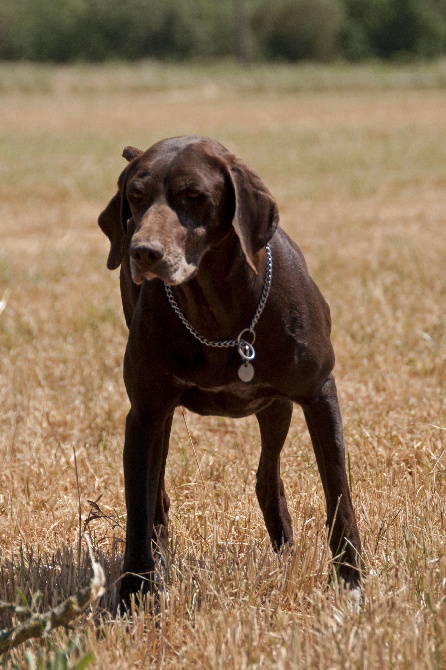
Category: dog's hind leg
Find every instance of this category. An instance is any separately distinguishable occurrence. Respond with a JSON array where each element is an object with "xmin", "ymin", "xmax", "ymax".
[
  {"xmin": 255, "ymin": 399, "xmax": 294, "ymax": 550},
  {"xmin": 301, "ymin": 374, "xmax": 363, "ymax": 587}
]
